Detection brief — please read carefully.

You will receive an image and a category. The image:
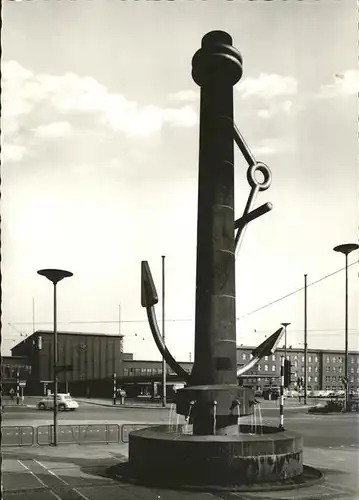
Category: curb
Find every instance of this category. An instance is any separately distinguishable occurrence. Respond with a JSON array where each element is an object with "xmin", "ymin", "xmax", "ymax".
[{"xmin": 78, "ymin": 399, "xmax": 171, "ymax": 410}]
